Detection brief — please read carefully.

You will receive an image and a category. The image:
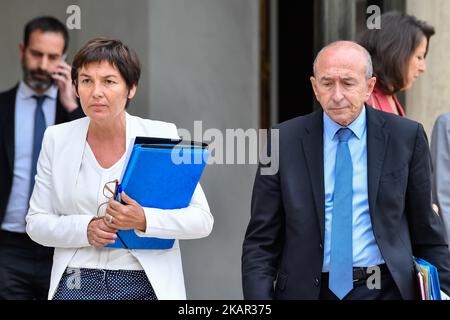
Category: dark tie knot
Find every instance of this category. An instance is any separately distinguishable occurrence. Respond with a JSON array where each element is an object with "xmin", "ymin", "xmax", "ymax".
[
  {"xmin": 32, "ymin": 95, "xmax": 47, "ymax": 108},
  {"xmin": 337, "ymin": 128, "xmax": 353, "ymax": 142}
]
